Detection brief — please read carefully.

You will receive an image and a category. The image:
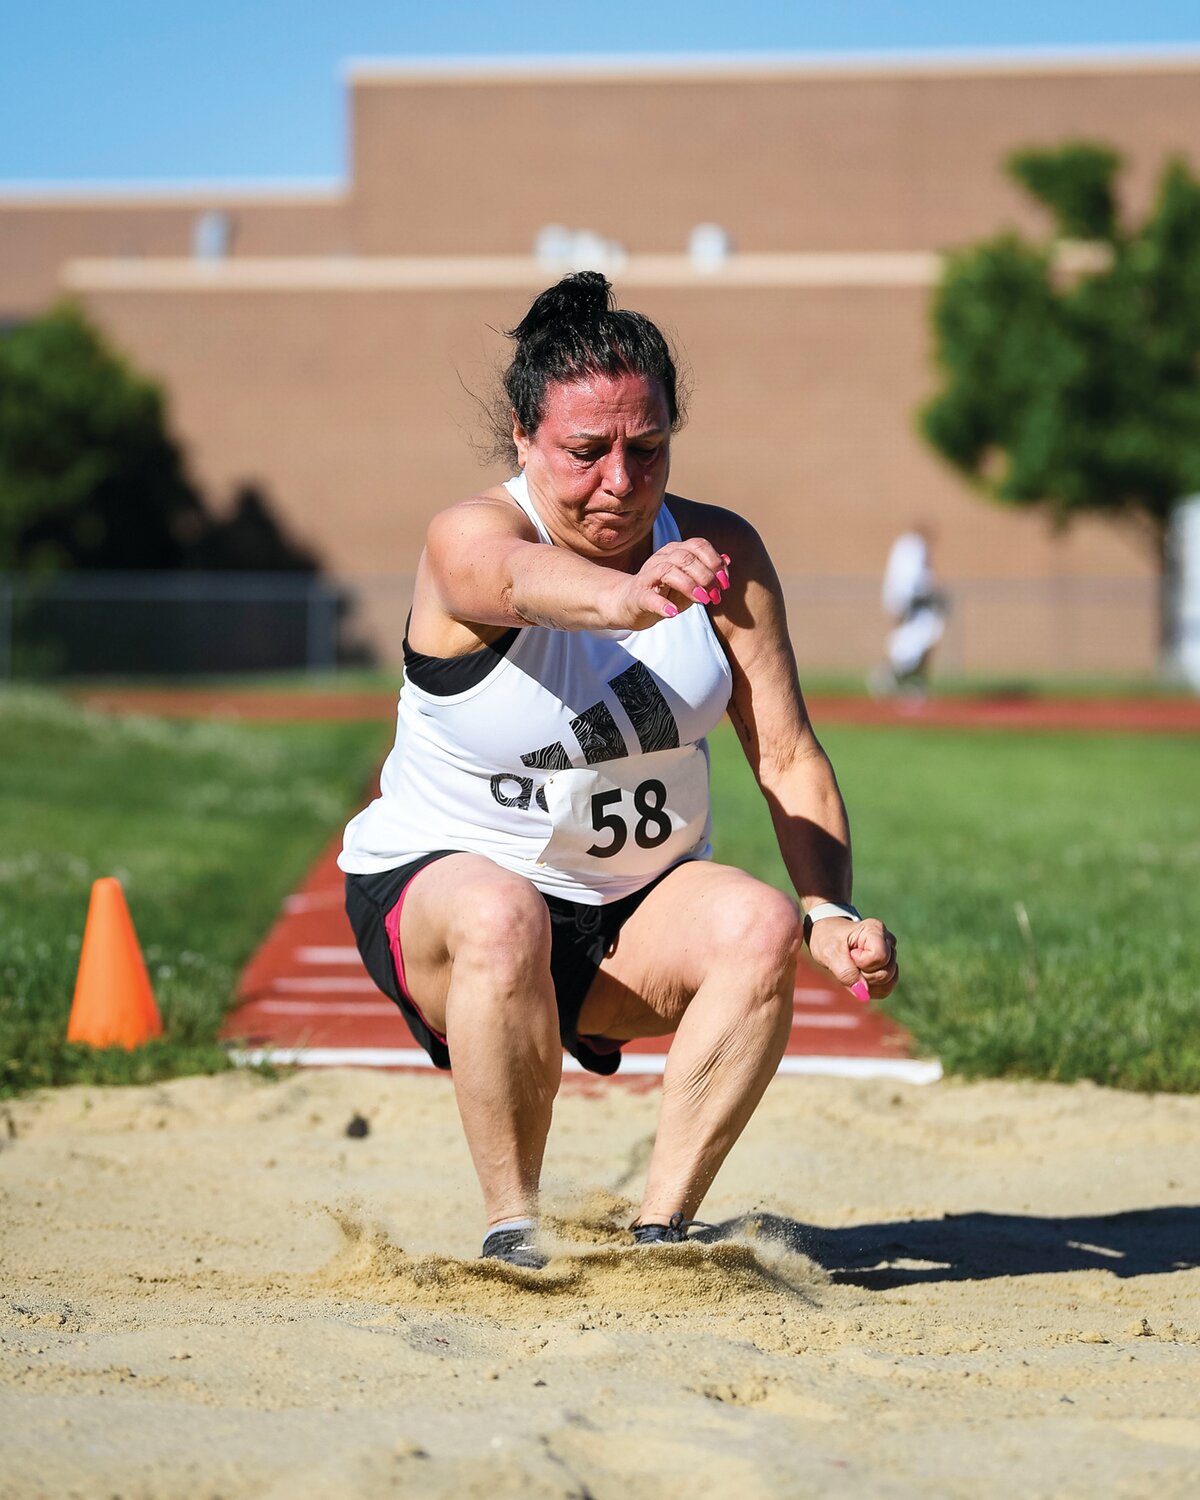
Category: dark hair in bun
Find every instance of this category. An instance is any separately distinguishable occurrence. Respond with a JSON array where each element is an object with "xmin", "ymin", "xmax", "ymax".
[{"xmin": 496, "ymin": 272, "xmax": 686, "ymax": 461}]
